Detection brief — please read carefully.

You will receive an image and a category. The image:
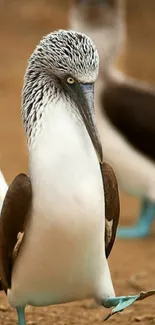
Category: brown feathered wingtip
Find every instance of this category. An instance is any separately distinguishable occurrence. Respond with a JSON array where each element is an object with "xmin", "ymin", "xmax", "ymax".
[{"xmin": 0, "ymin": 278, "xmax": 4, "ymax": 291}]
